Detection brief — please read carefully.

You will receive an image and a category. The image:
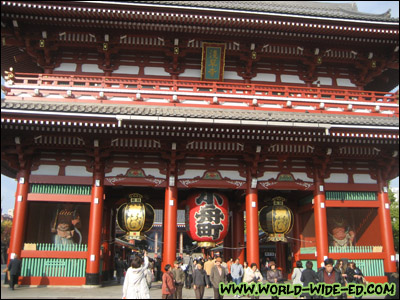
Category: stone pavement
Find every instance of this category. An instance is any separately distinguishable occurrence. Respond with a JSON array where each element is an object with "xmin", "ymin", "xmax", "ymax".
[
  {"xmin": 0, "ymin": 266, "xmax": 387, "ymax": 299},
  {"xmin": 1, "ymin": 280, "xmax": 388, "ymax": 299}
]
